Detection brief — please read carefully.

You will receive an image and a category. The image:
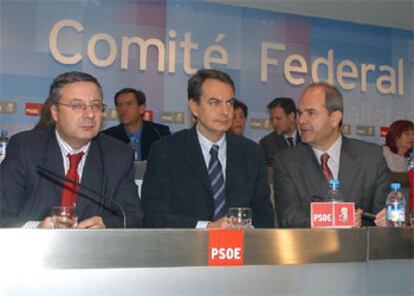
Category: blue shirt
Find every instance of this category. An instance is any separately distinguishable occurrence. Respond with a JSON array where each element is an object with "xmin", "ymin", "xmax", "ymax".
[{"xmin": 125, "ymin": 125, "xmax": 143, "ymax": 161}]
